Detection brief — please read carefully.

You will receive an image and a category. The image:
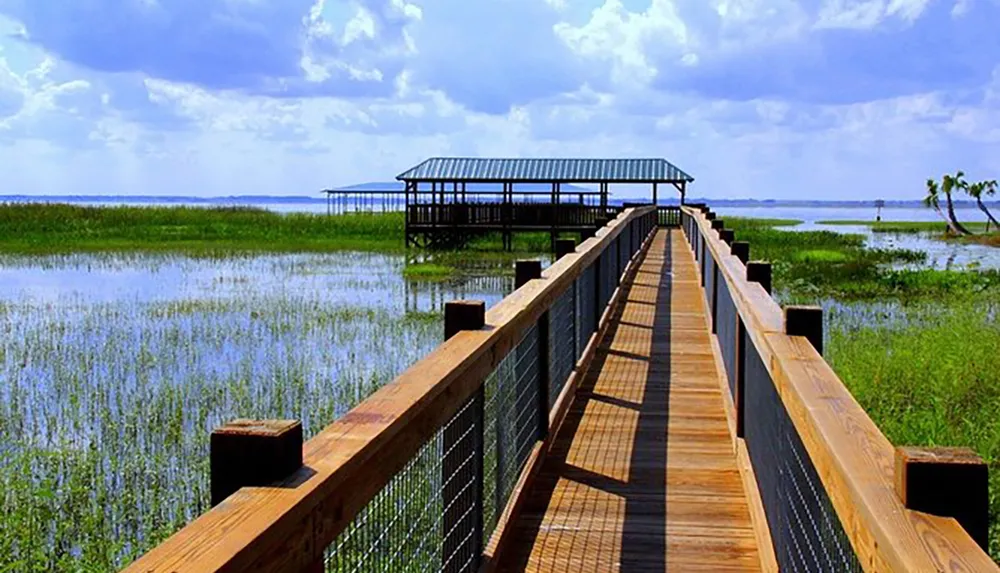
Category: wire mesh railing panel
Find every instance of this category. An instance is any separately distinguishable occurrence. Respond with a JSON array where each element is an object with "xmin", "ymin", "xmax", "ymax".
[
  {"xmin": 548, "ymin": 285, "xmax": 576, "ymax": 407},
  {"xmin": 482, "ymin": 324, "xmax": 540, "ymax": 543},
  {"xmin": 704, "ymin": 254, "xmax": 717, "ymax": 319},
  {"xmin": 616, "ymin": 235, "xmax": 626, "ymax": 280},
  {"xmin": 577, "ymin": 267, "xmax": 596, "ymax": 355},
  {"xmin": 742, "ymin": 331, "xmax": 863, "ymax": 573},
  {"xmin": 715, "ymin": 275, "xmax": 738, "ymax": 400},
  {"xmin": 325, "ymin": 420, "xmax": 448, "ymax": 572}
]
